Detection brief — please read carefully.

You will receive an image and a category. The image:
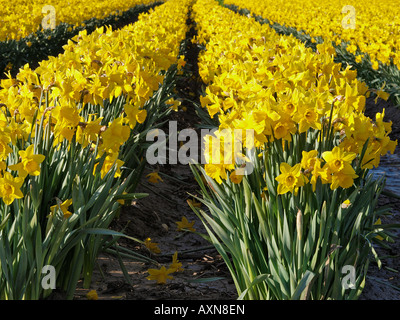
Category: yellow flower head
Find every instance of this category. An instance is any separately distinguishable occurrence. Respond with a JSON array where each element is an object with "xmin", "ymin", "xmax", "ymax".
[
  {"xmin": 86, "ymin": 290, "xmax": 98, "ymax": 300},
  {"xmin": 321, "ymin": 146, "xmax": 359, "ymax": 189},
  {"xmin": 50, "ymin": 198, "xmax": 73, "ymax": 219},
  {"xmin": 0, "ymin": 172, "xmax": 24, "ymax": 205},
  {"xmin": 144, "ymin": 237, "xmax": 161, "ymax": 254},
  {"xmin": 100, "ymin": 117, "xmax": 130, "ymax": 154},
  {"xmin": 0, "ymin": 160, "xmax": 6, "ymax": 172},
  {"xmin": 146, "ymin": 266, "xmax": 174, "ymax": 284},
  {"xmin": 169, "ymin": 251, "xmax": 184, "ymax": 273},
  {"xmin": 94, "ymin": 153, "xmax": 124, "ymax": 179},
  {"xmin": 341, "ymin": 199, "xmax": 352, "ymax": 209},
  {"xmin": 330, "ymin": 171, "xmax": 358, "ymax": 190},
  {"xmin": 0, "ymin": 135, "xmax": 12, "ymax": 160},
  {"xmin": 124, "ymin": 103, "xmax": 147, "ymax": 129},
  {"xmin": 309, "ymin": 158, "xmax": 330, "ymax": 191},
  {"xmin": 300, "ymin": 150, "xmax": 319, "ymax": 172},
  {"xmin": 322, "ymin": 146, "xmax": 356, "ymax": 174},
  {"xmin": 275, "ymin": 163, "xmax": 307, "ymax": 195},
  {"xmin": 166, "ymin": 98, "xmax": 182, "ymax": 112},
  {"xmin": 146, "ymin": 171, "xmax": 163, "ymax": 184},
  {"xmin": 77, "ymin": 116, "xmax": 103, "ymax": 147},
  {"xmin": 8, "ymin": 145, "xmax": 45, "ymax": 178},
  {"xmin": 187, "ymin": 198, "xmax": 202, "ymax": 208},
  {"xmin": 229, "ymin": 168, "xmax": 245, "ymax": 184},
  {"xmin": 176, "ymin": 216, "xmax": 196, "ymax": 232}
]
